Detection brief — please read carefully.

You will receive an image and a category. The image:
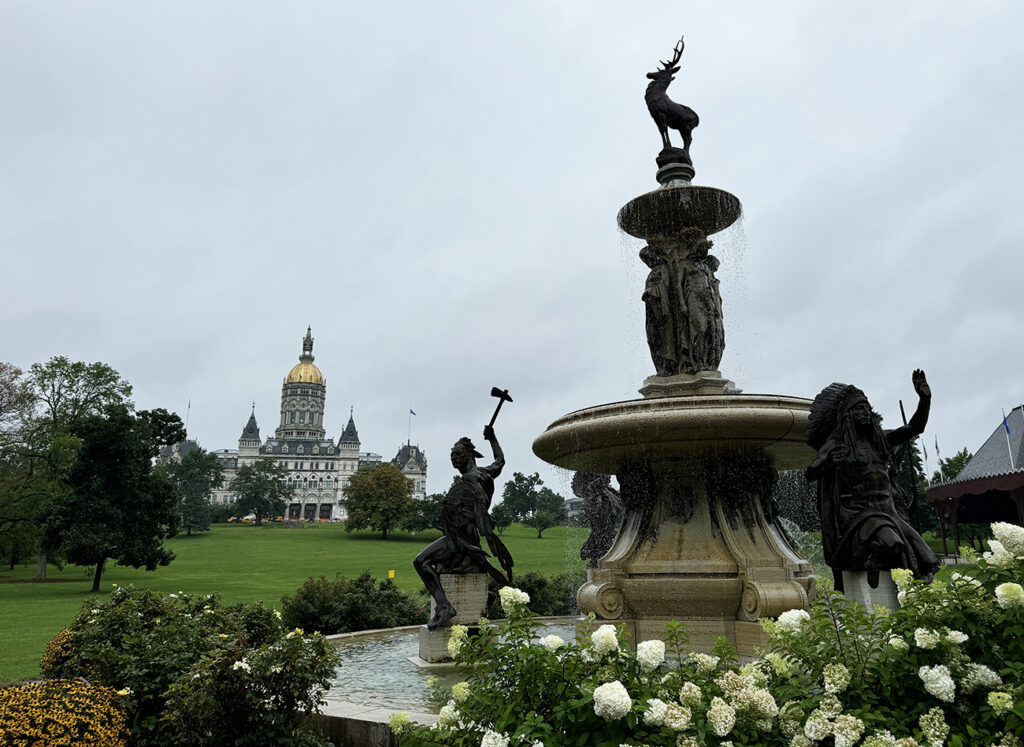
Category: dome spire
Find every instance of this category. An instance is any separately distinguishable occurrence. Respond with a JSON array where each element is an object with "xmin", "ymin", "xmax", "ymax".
[{"xmin": 301, "ymin": 326, "xmax": 314, "ymax": 362}]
